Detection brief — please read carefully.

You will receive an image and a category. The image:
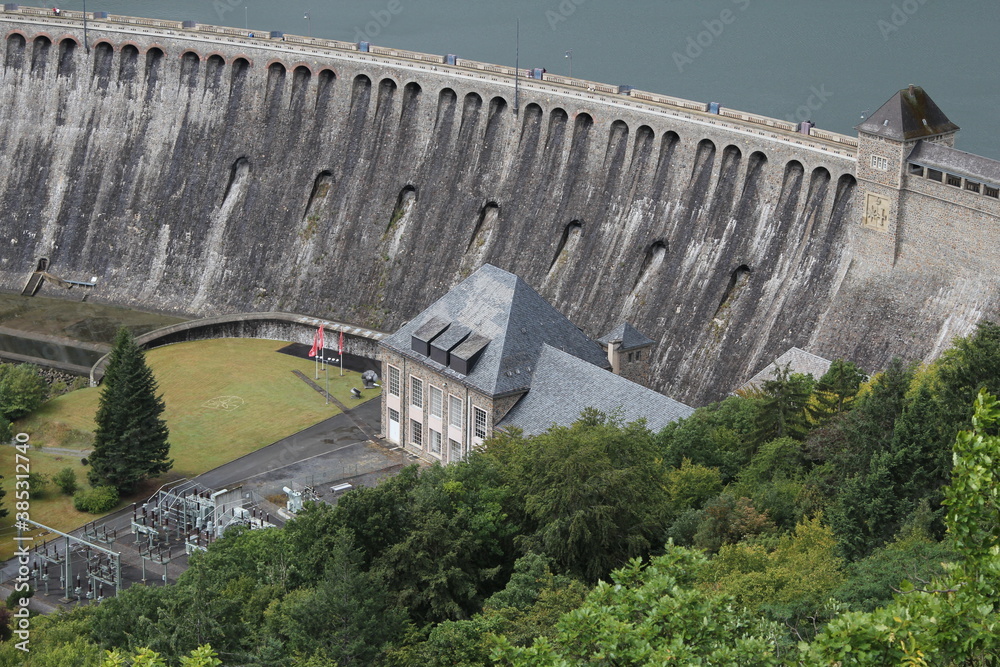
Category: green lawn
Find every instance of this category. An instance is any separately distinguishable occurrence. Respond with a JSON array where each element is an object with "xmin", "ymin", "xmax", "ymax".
[{"xmin": 1, "ymin": 338, "xmax": 380, "ymax": 559}]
